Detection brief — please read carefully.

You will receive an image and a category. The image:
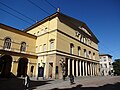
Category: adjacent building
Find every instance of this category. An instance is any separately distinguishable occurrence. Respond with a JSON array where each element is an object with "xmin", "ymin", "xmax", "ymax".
[
  {"xmin": 99, "ymin": 54, "xmax": 114, "ymax": 76},
  {"xmin": 0, "ymin": 12, "xmax": 99, "ymax": 79}
]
